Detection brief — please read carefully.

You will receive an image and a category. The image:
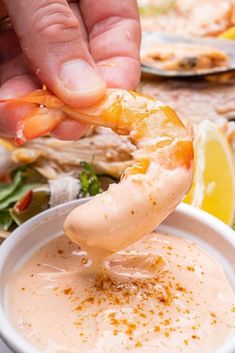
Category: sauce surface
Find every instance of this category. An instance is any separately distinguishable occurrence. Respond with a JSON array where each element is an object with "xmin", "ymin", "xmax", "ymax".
[{"xmin": 7, "ymin": 232, "xmax": 235, "ymax": 353}]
